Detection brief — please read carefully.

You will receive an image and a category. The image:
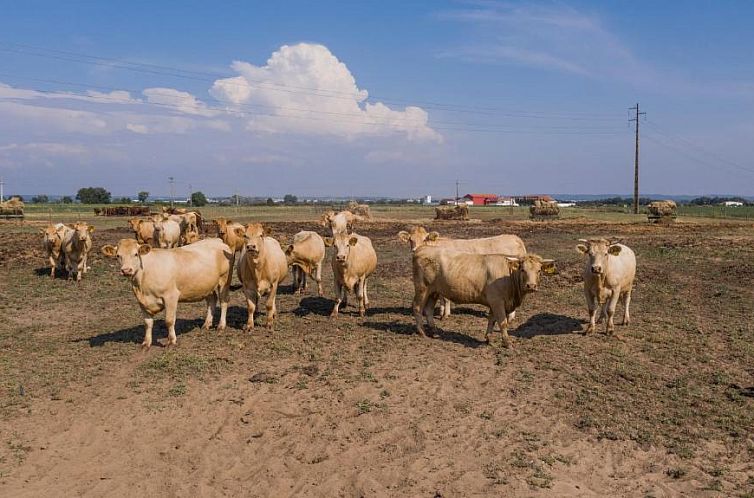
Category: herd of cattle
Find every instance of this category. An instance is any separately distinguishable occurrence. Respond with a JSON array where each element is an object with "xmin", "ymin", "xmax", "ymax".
[{"xmin": 40, "ymin": 208, "xmax": 637, "ymax": 348}]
